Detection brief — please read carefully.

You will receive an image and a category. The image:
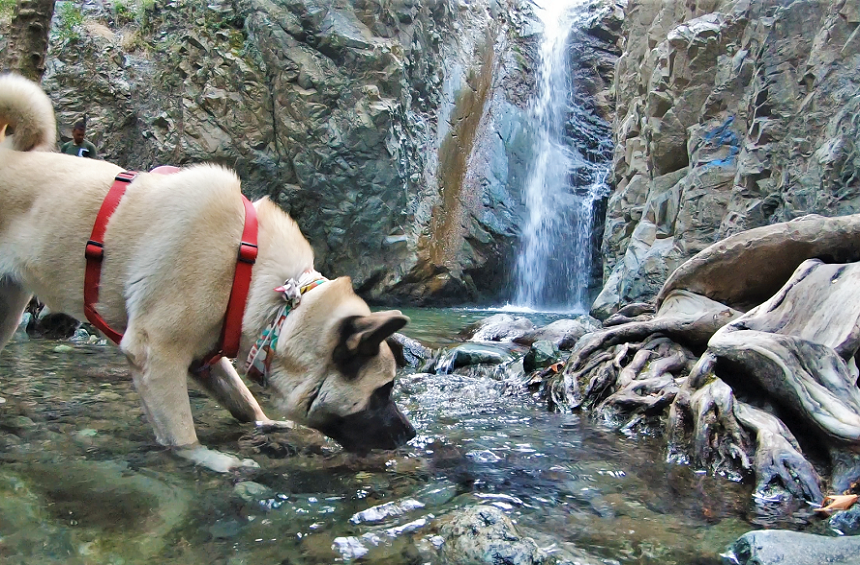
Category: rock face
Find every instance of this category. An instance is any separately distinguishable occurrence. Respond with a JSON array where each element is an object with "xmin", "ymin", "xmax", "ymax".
[
  {"xmin": 594, "ymin": 0, "xmax": 860, "ymax": 317},
  {"xmin": 17, "ymin": 0, "xmax": 621, "ymax": 306}
]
